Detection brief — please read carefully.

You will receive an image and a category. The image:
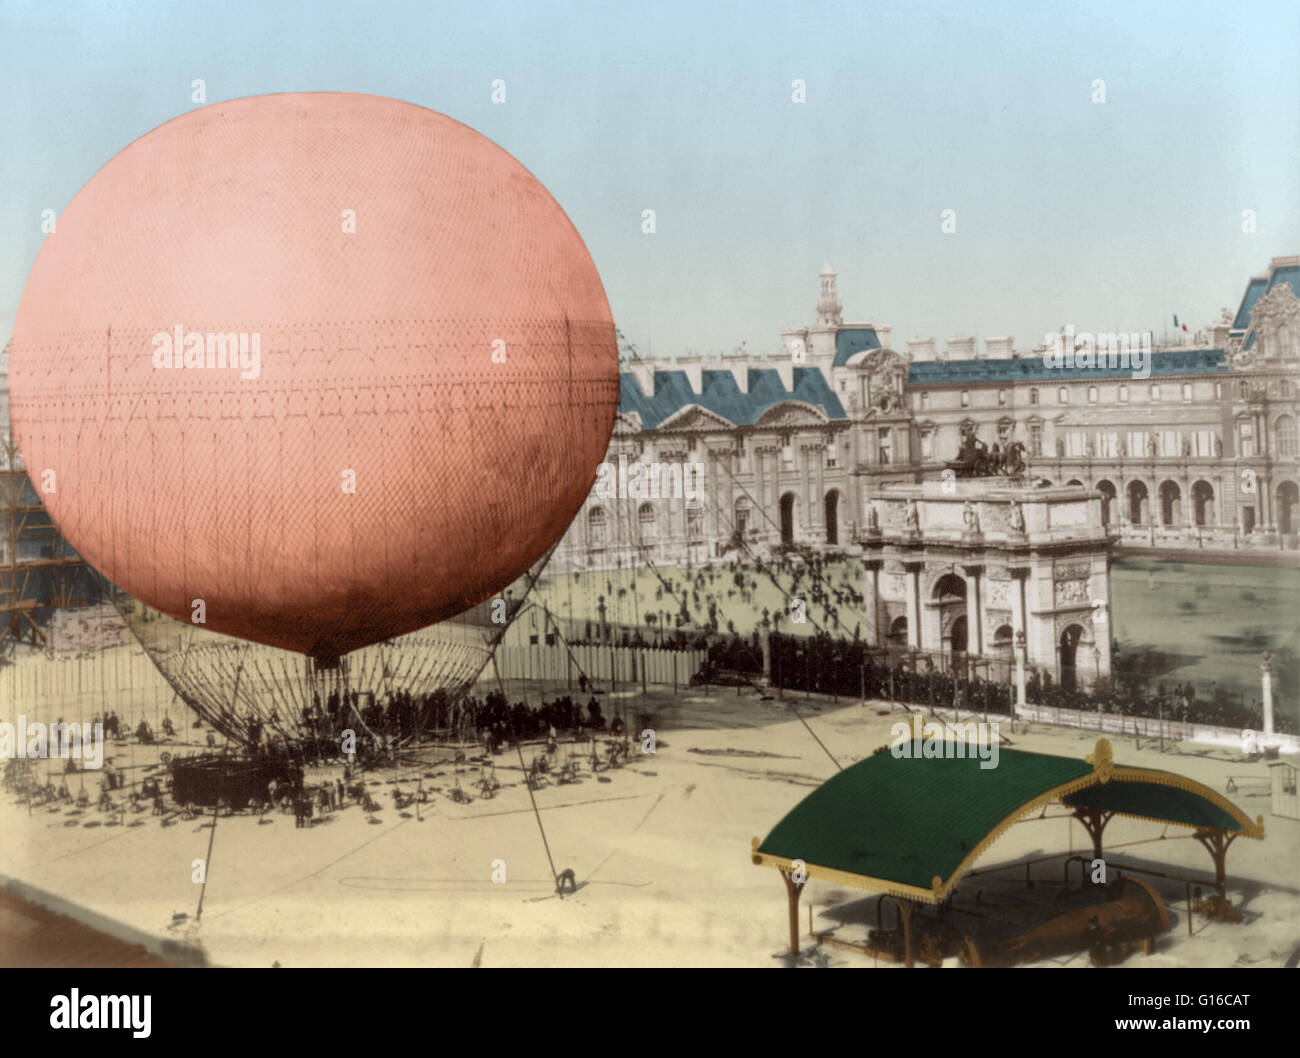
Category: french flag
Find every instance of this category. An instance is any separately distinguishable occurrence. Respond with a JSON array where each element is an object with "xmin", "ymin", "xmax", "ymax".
[{"xmin": 1173, "ymin": 314, "xmax": 1187, "ymax": 332}]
